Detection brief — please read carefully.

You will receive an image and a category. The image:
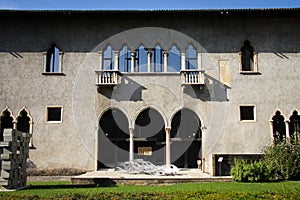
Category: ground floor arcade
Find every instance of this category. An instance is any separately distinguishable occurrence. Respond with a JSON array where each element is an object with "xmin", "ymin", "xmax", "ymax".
[{"xmin": 97, "ymin": 107, "xmax": 202, "ymax": 169}]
